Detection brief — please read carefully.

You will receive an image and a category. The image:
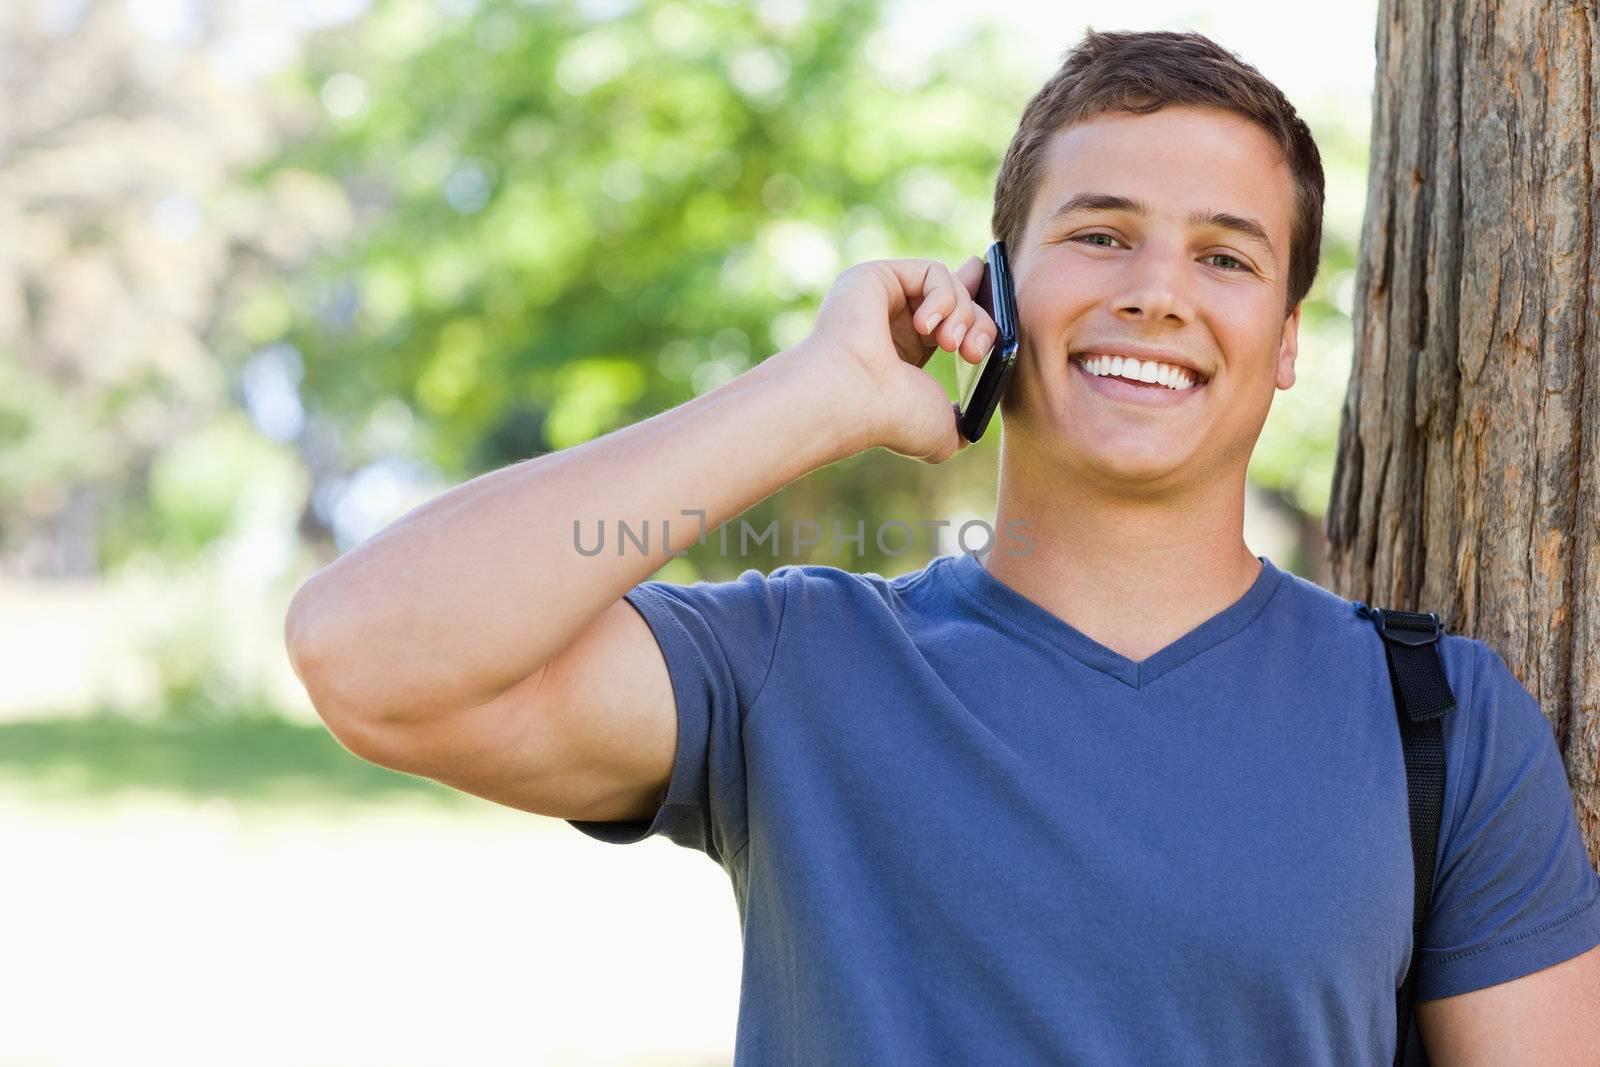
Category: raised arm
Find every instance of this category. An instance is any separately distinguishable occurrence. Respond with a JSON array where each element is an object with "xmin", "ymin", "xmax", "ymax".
[{"xmin": 283, "ymin": 256, "xmax": 997, "ymax": 816}]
